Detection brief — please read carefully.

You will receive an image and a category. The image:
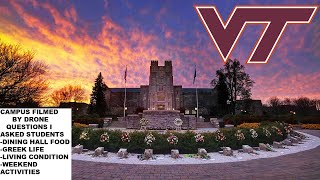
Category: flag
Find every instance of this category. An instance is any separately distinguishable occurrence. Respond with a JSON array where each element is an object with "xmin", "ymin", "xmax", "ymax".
[
  {"xmin": 193, "ymin": 65, "xmax": 196, "ymax": 84},
  {"xmin": 124, "ymin": 66, "xmax": 127, "ymax": 83}
]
